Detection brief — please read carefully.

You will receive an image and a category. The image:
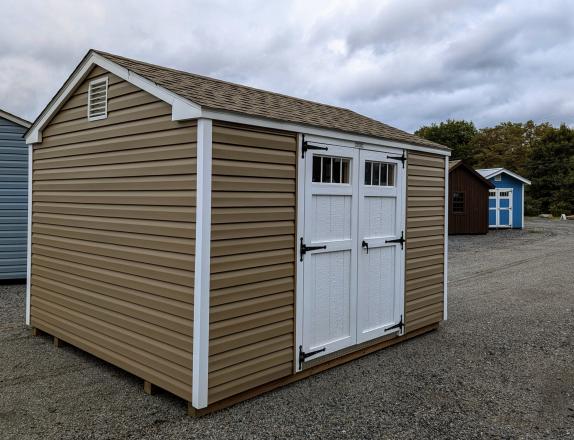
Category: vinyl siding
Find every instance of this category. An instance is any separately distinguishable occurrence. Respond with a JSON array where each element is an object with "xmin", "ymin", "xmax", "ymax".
[
  {"xmin": 208, "ymin": 123, "xmax": 297, "ymax": 404},
  {"xmin": 405, "ymin": 152, "xmax": 445, "ymax": 332},
  {"xmin": 0, "ymin": 117, "xmax": 28, "ymax": 279},
  {"xmin": 30, "ymin": 66, "xmax": 196, "ymax": 401}
]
